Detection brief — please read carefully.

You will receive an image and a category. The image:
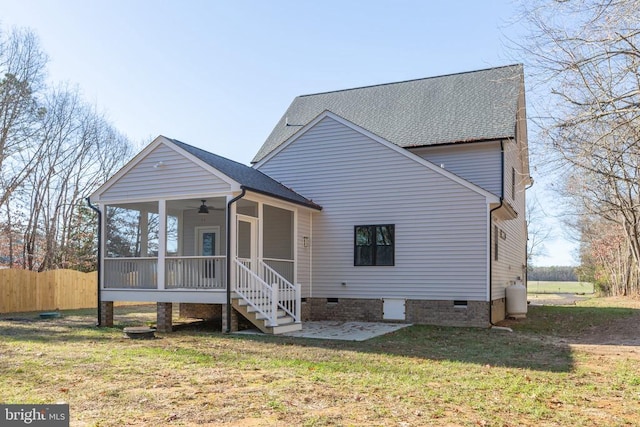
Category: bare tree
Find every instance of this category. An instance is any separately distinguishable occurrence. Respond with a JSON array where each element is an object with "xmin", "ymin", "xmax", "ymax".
[
  {"xmin": 20, "ymin": 85, "xmax": 132, "ymax": 270},
  {"xmin": 0, "ymin": 27, "xmax": 47, "ymax": 210},
  {"xmin": 517, "ymin": 0, "xmax": 640, "ymax": 294},
  {"xmin": 526, "ymin": 196, "xmax": 552, "ymax": 264}
]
